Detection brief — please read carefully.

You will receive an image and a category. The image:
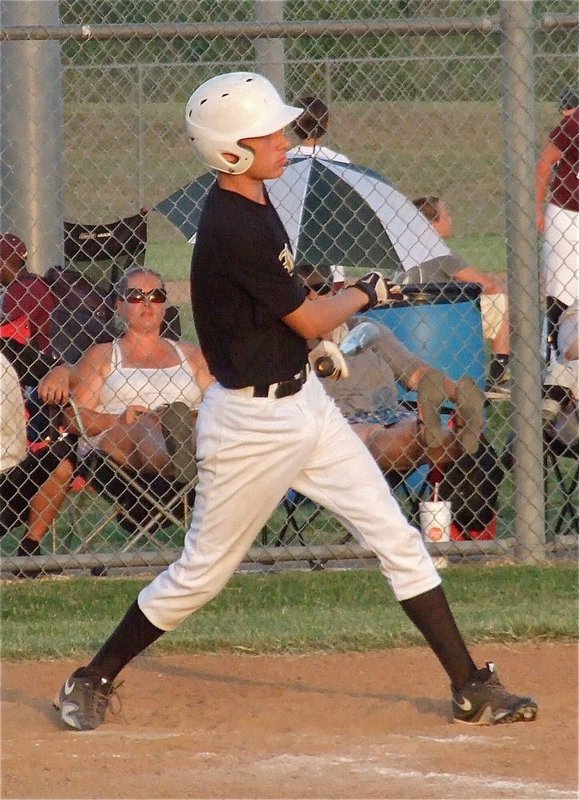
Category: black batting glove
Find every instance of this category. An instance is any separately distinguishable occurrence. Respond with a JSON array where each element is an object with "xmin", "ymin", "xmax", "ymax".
[{"xmin": 353, "ymin": 272, "xmax": 403, "ymax": 310}]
